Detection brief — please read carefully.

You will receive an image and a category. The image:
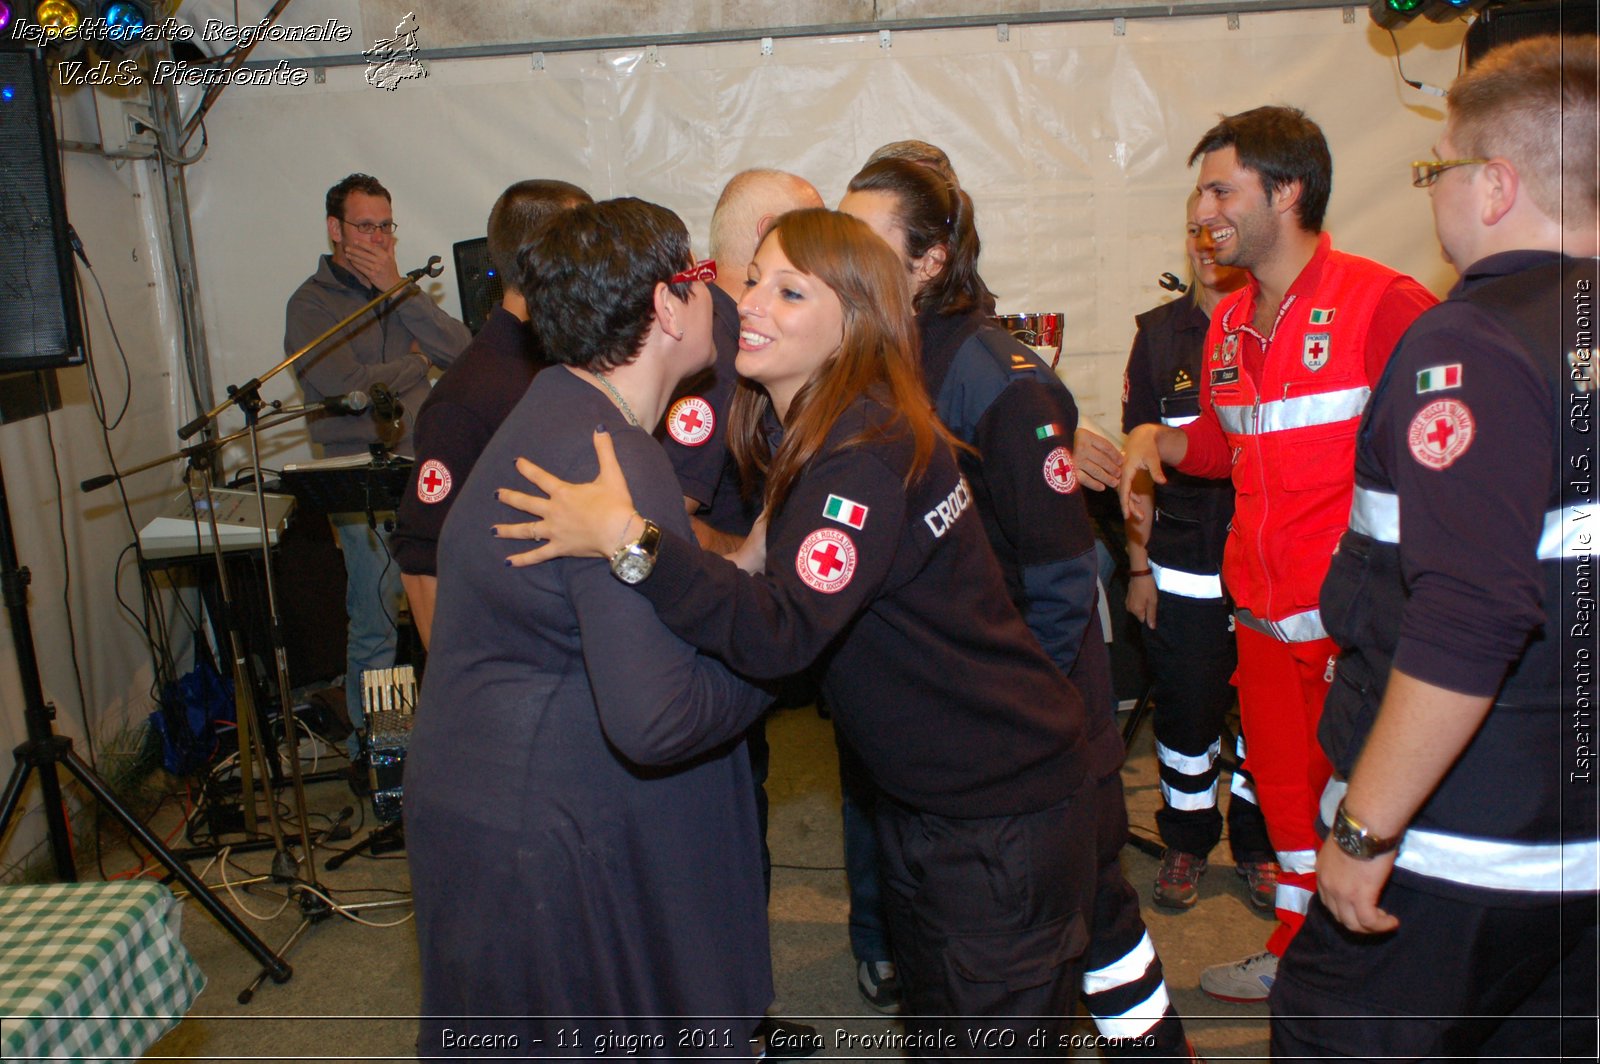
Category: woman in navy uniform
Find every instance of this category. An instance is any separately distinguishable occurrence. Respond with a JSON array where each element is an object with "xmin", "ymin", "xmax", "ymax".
[
  {"xmin": 405, "ymin": 199, "xmax": 773, "ymax": 1058},
  {"xmin": 839, "ymin": 158, "xmax": 1182, "ymax": 1050},
  {"xmin": 495, "ymin": 209, "xmax": 1191, "ymax": 1058},
  {"xmin": 1121, "ymin": 194, "xmax": 1276, "ymax": 911}
]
